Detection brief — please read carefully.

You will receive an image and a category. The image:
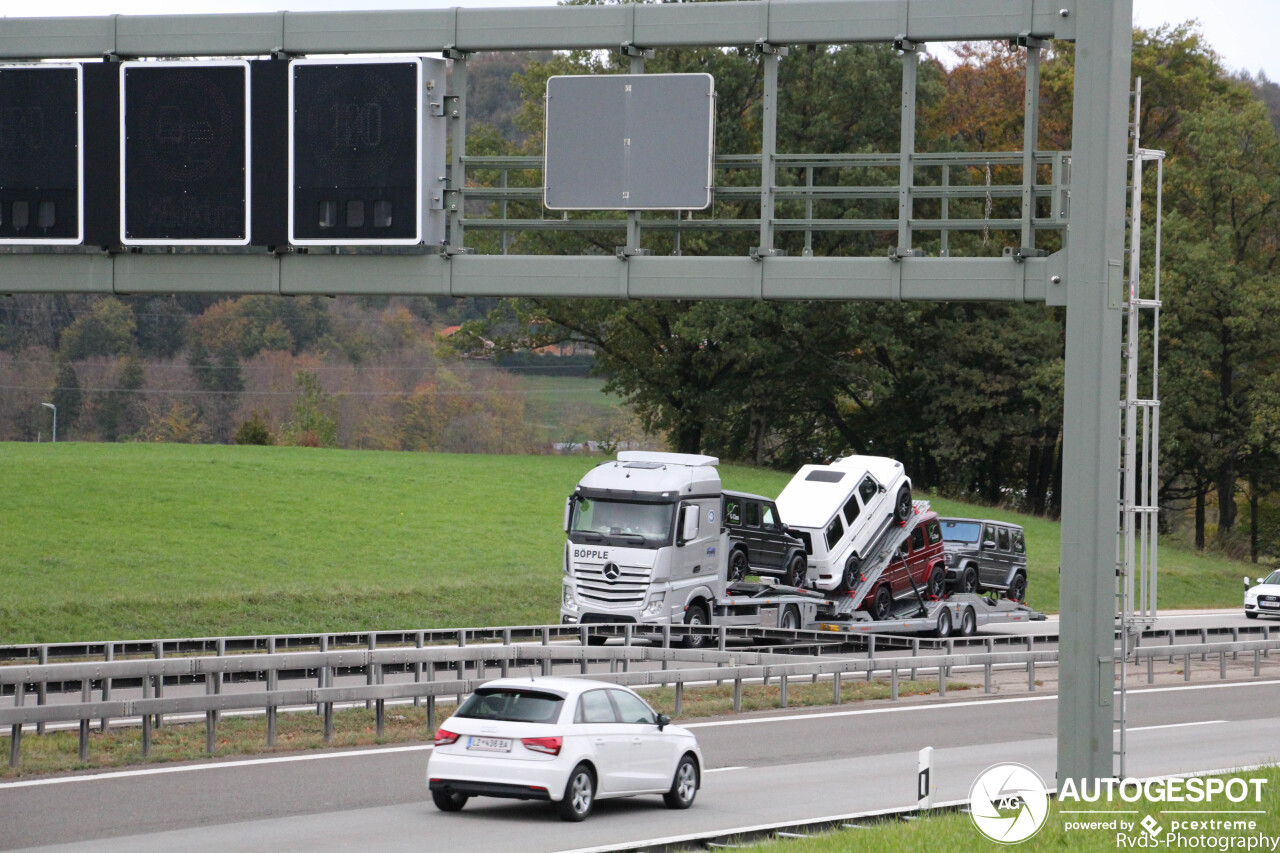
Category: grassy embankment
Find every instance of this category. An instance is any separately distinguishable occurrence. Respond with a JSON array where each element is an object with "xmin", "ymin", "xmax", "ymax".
[
  {"xmin": 738, "ymin": 766, "xmax": 1280, "ymax": 853},
  {"xmin": 0, "ymin": 442, "xmax": 1257, "ymax": 644}
]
